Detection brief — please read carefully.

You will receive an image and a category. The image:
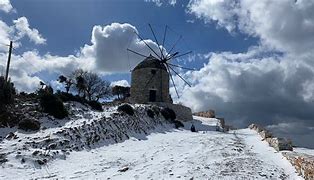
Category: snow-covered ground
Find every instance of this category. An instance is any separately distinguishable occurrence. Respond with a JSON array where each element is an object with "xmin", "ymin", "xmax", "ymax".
[{"xmin": 0, "ymin": 114, "xmax": 303, "ymax": 179}]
